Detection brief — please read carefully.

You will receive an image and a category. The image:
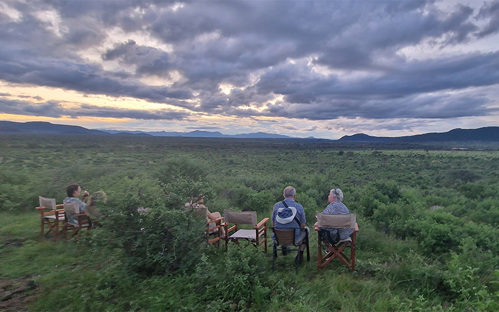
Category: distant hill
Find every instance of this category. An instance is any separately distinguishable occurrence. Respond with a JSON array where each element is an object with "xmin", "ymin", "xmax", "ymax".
[
  {"xmin": 0, "ymin": 121, "xmax": 107, "ymax": 135},
  {"xmin": 103, "ymin": 129, "xmax": 292, "ymax": 139},
  {"xmin": 2, "ymin": 121, "xmax": 497, "ymax": 143},
  {"xmin": 339, "ymin": 127, "xmax": 499, "ymax": 143},
  {"xmin": 0, "ymin": 121, "xmax": 292, "ymax": 139}
]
